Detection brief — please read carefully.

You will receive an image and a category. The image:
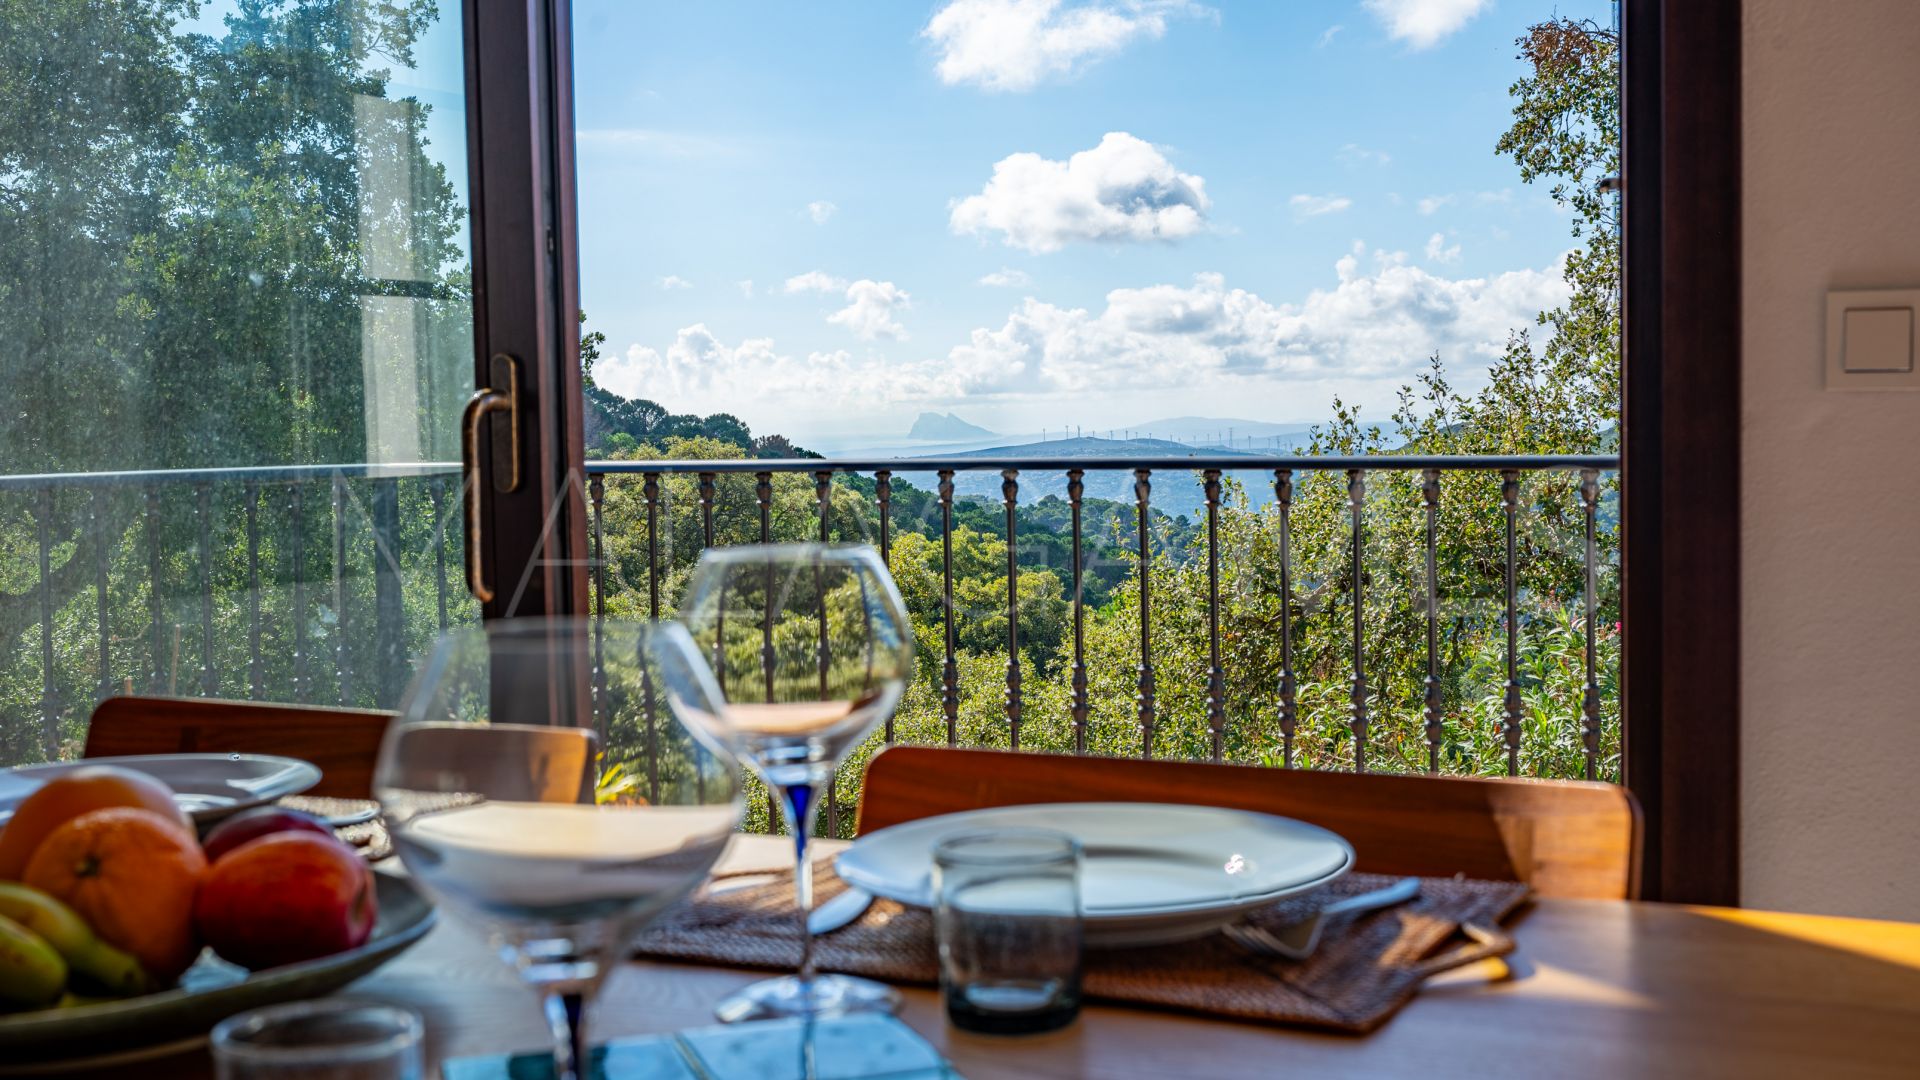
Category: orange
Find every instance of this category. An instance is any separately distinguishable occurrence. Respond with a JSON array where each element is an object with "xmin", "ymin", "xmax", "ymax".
[
  {"xmin": 23, "ymin": 807, "xmax": 207, "ymax": 983},
  {"xmin": 0, "ymin": 765, "xmax": 191, "ymax": 880}
]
